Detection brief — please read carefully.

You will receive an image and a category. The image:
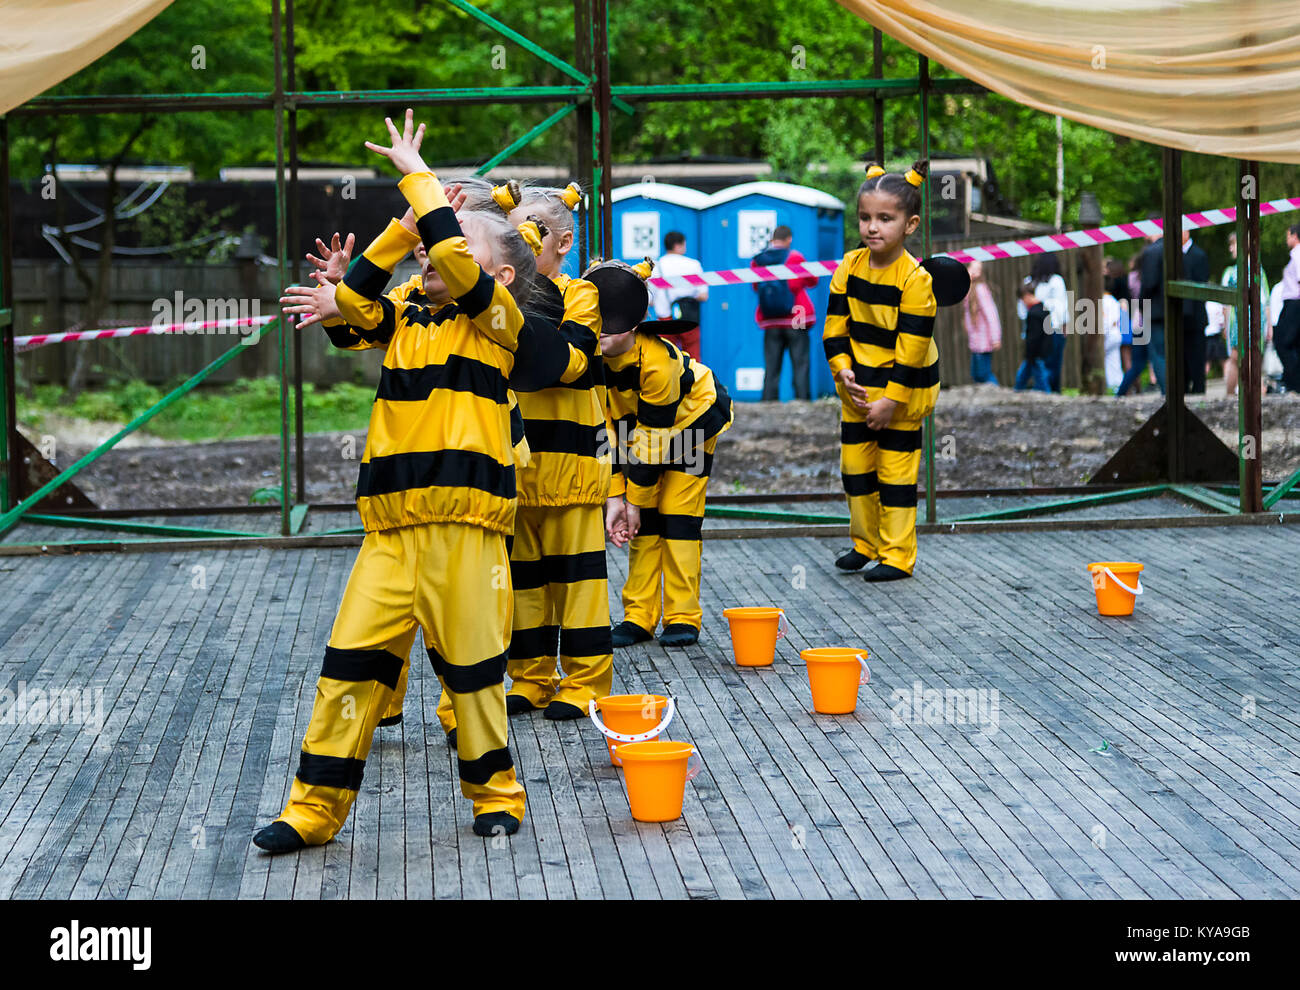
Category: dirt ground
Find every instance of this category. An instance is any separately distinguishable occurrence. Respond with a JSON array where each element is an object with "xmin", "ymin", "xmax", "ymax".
[{"xmin": 30, "ymin": 384, "xmax": 1300, "ymax": 509}]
